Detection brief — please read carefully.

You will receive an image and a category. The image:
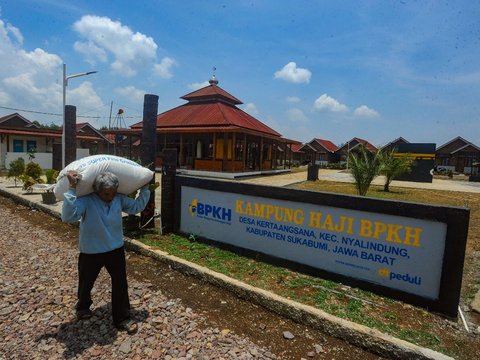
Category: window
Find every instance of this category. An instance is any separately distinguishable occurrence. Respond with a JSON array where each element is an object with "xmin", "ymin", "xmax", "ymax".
[
  {"xmin": 262, "ymin": 144, "xmax": 270, "ymax": 161},
  {"xmin": 235, "ymin": 140, "xmax": 243, "ymax": 161},
  {"xmin": 27, "ymin": 140, "xmax": 37, "ymax": 152},
  {"xmin": 13, "ymin": 139, "xmax": 24, "ymax": 152}
]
